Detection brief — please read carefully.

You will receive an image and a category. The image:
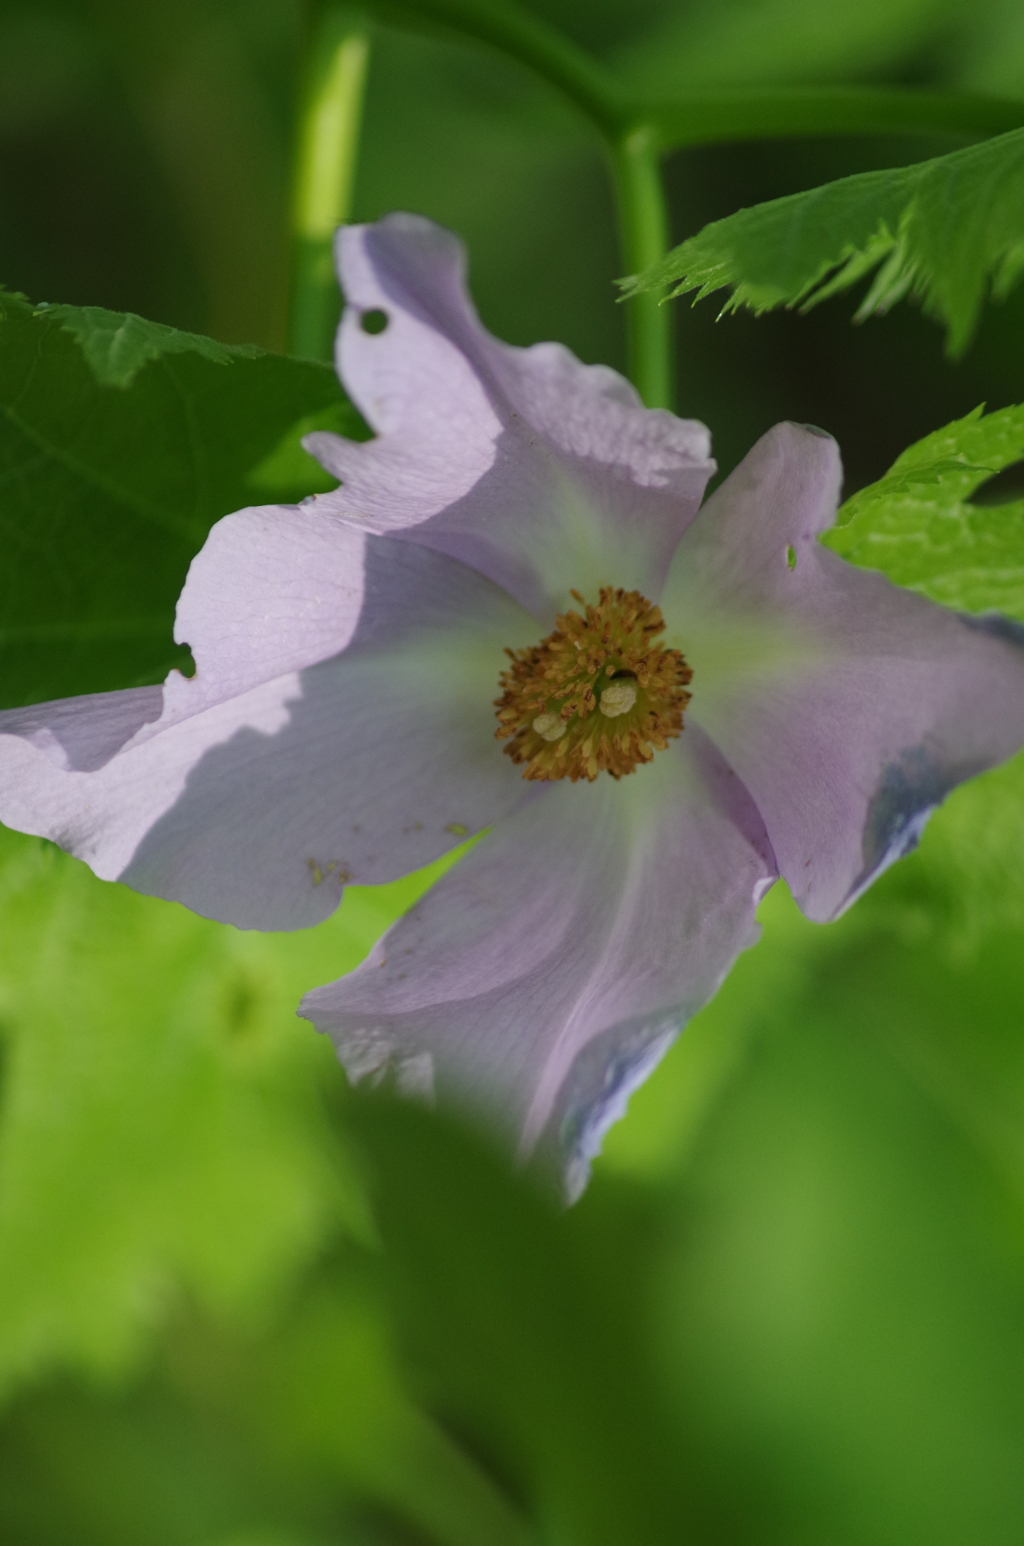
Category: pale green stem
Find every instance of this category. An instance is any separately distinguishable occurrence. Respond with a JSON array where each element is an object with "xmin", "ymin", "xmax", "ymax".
[
  {"xmin": 610, "ymin": 126, "xmax": 672, "ymax": 410},
  {"xmin": 289, "ymin": 7, "xmax": 371, "ymax": 360}
]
